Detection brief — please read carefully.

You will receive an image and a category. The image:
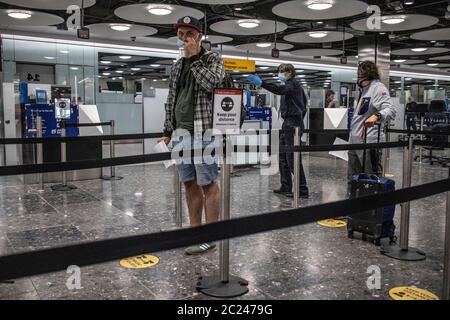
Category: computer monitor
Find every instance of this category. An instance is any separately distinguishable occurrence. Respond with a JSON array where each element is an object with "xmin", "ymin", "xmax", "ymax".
[
  {"xmin": 107, "ymin": 81, "xmax": 124, "ymax": 92},
  {"xmin": 414, "ymin": 103, "xmax": 429, "ymax": 116}
]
